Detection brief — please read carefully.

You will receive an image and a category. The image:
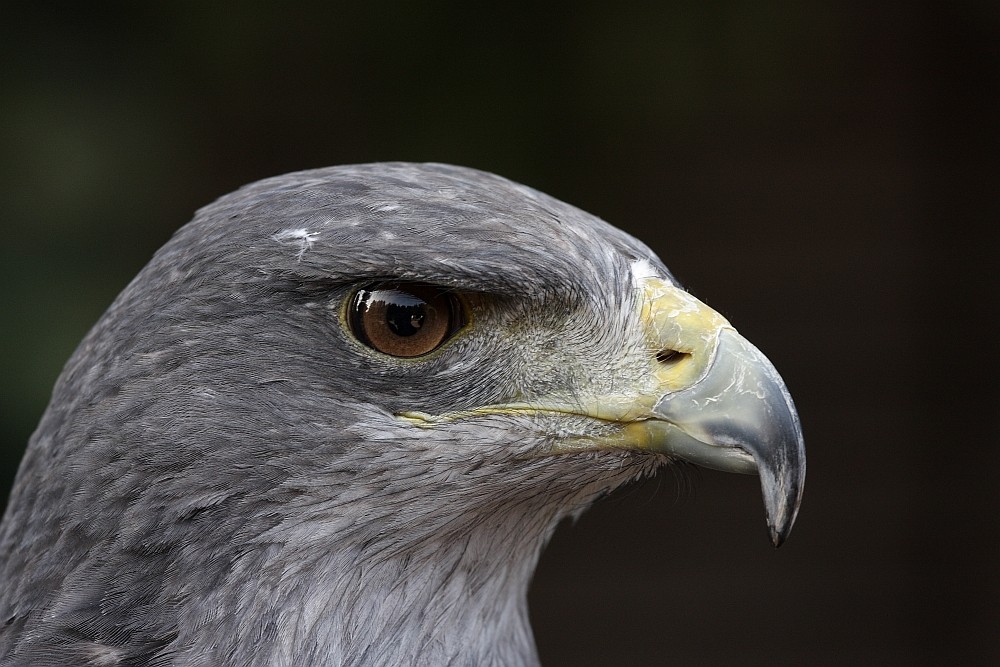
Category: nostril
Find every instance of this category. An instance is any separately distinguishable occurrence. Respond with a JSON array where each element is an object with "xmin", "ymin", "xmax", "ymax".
[{"xmin": 656, "ymin": 349, "xmax": 688, "ymax": 365}]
